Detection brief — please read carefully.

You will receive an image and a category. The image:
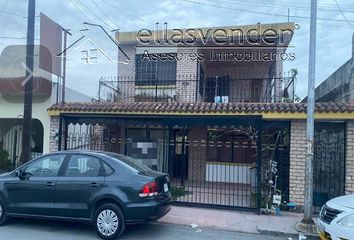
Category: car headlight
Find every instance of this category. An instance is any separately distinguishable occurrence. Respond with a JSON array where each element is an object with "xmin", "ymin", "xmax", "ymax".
[{"xmin": 338, "ymin": 214, "xmax": 354, "ymax": 228}]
